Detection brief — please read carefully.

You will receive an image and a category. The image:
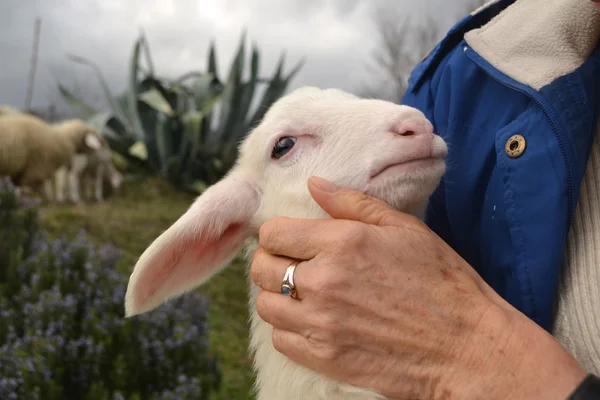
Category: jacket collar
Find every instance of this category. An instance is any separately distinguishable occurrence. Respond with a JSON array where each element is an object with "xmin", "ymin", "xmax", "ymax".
[{"xmin": 465, "ymin": 0, "xmax": 600, "ymax": 90}]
